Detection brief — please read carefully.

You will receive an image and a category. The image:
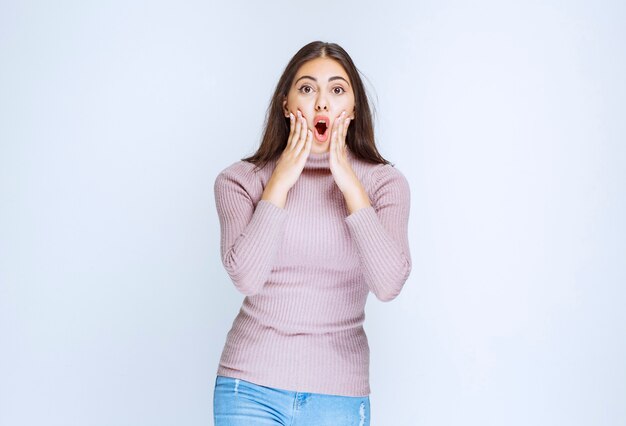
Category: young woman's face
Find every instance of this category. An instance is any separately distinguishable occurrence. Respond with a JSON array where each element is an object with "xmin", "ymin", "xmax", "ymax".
[{"xmin": 283, "ymin": 57, "xmax": 356, "ymax": 154}]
